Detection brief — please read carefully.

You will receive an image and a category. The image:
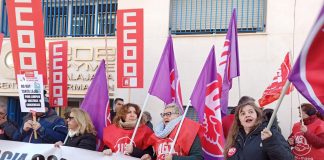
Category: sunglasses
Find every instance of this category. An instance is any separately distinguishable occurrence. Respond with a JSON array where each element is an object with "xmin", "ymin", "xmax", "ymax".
[
  {"xmin": 66, "ymin": 116, "xmax": 75, "ymax": 120},
  {"xmin": 160, "ymin": 112, "xmax": 178, "ymax": 118}
]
